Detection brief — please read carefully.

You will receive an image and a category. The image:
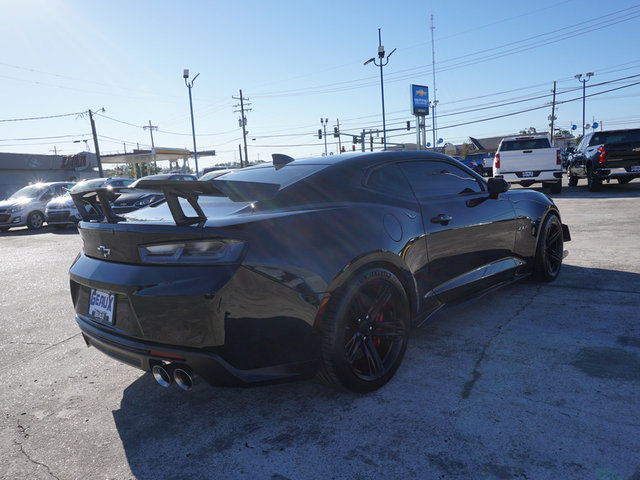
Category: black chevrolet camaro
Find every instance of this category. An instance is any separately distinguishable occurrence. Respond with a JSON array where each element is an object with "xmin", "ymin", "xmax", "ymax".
[{"xmin": 69, "ymin": 151, "xmax": 570, "ymax": 393}]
